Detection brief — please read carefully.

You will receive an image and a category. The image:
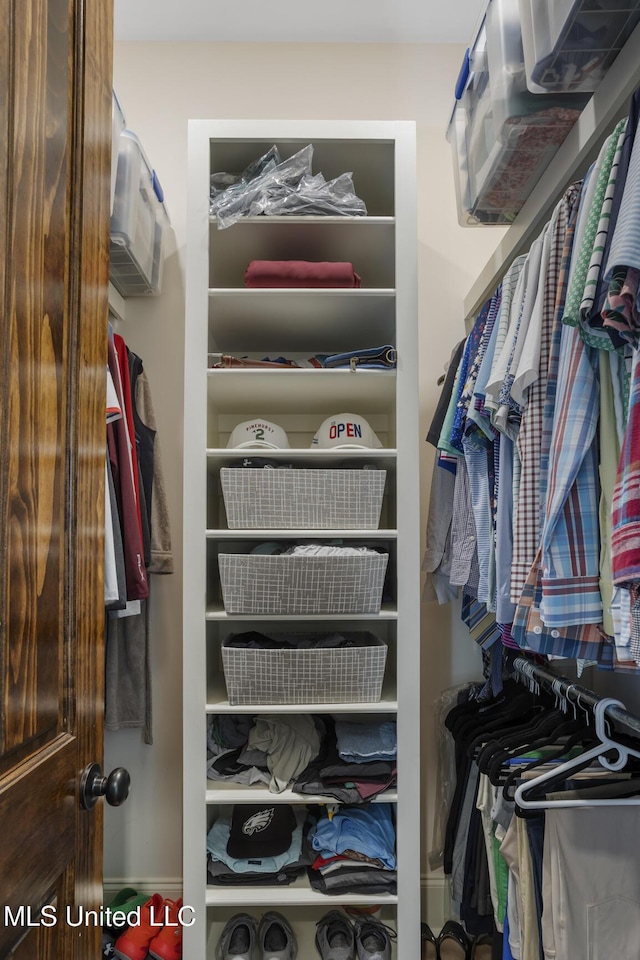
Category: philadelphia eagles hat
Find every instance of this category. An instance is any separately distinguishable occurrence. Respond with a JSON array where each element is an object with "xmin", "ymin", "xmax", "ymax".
[{"xmin": 227, "ymin": 804, "xmax": 297, "ymax": 859}]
